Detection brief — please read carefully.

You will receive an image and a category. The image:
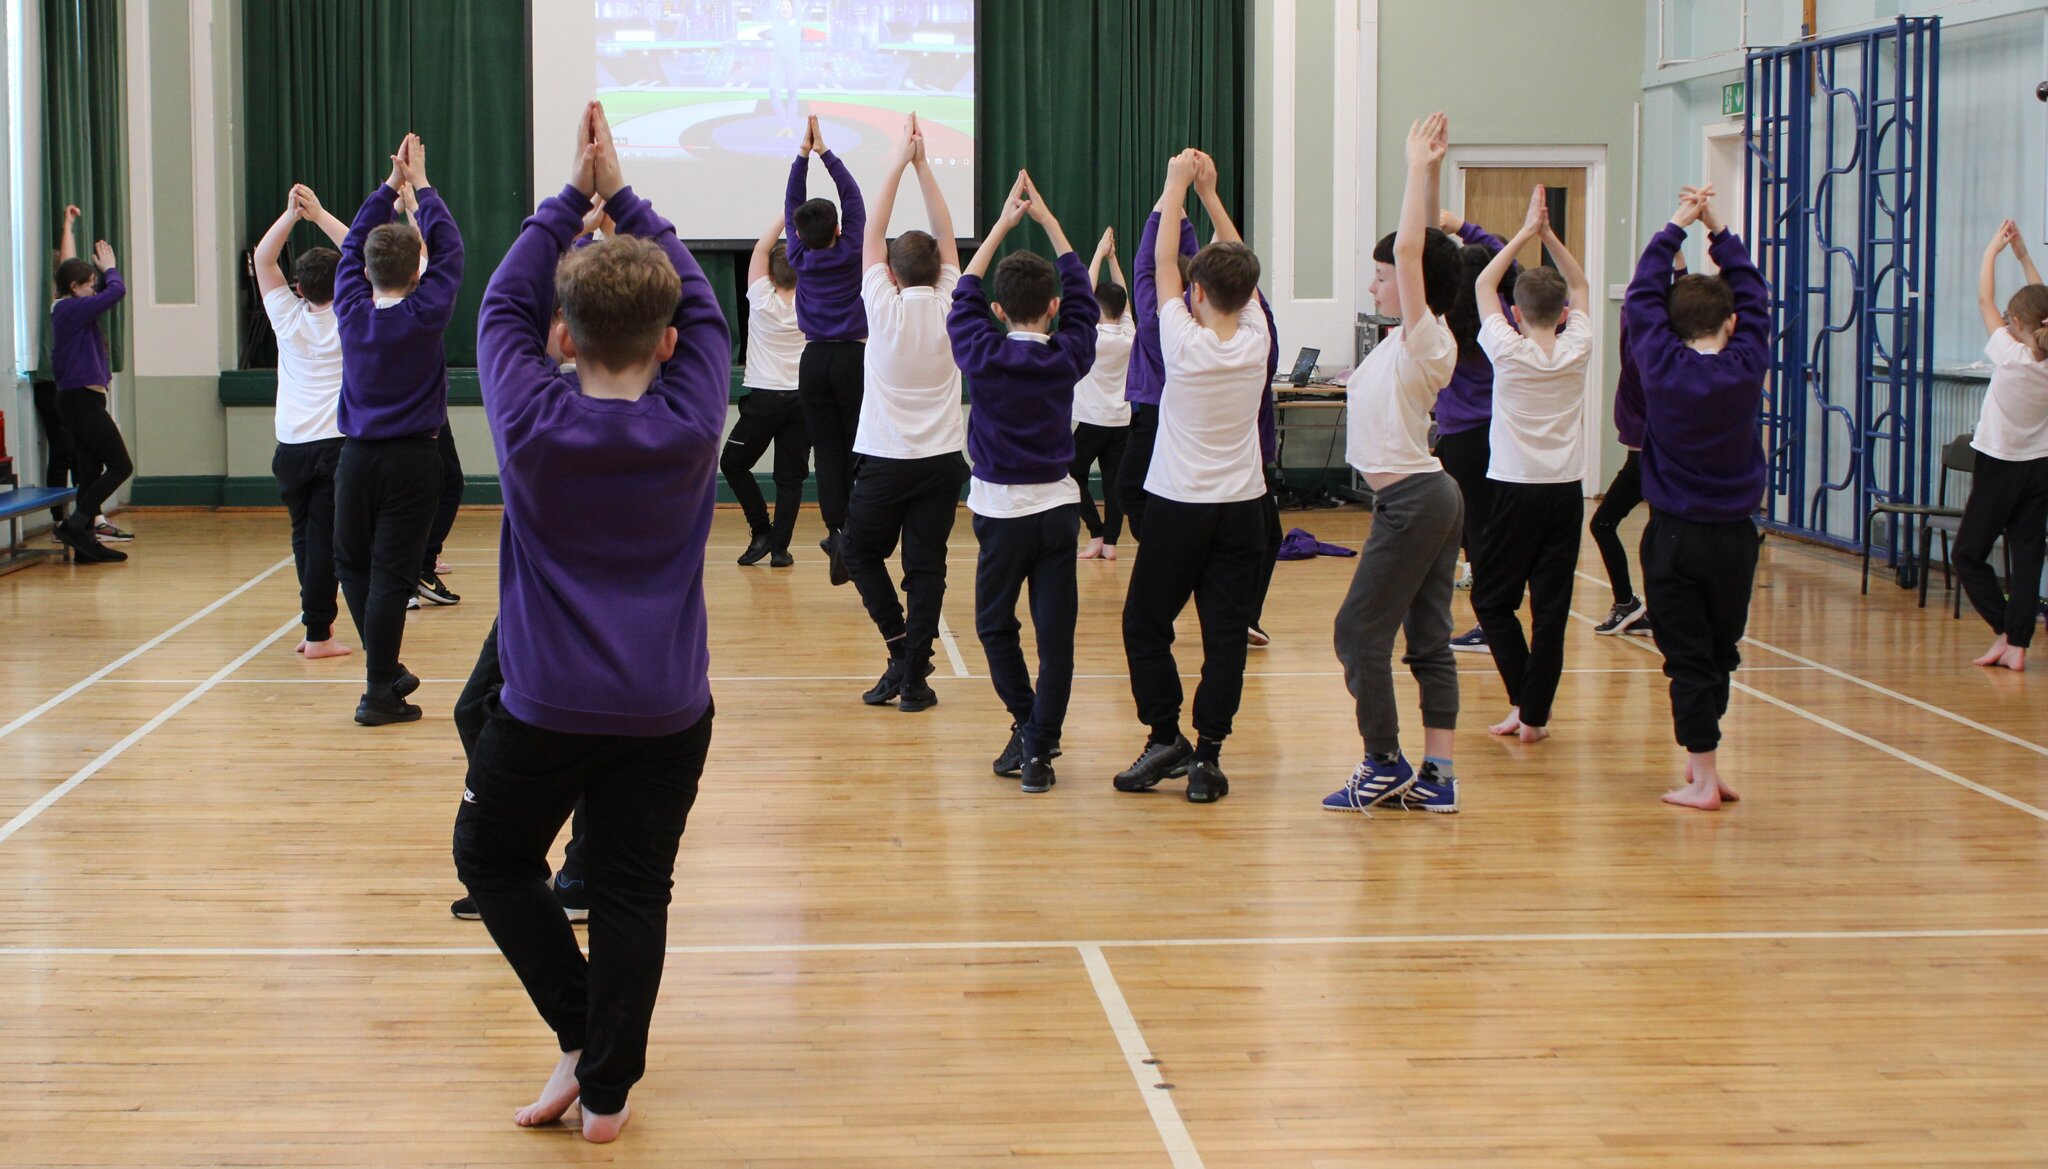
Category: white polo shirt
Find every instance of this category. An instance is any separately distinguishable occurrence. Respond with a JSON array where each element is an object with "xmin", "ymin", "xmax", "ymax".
[
  {"xmin": 742, "ymin": 277, "xmax": 805, "ymax": 392},
  {"xmin": 1144, "ymin": 297, "xmax": 1271, "ymax": 504},
  {"xmin": 1975, "ymin": 330, "xmax": 2048, "ymax": 462},
  {"xmin": 1479, "ymin": 311, "xmax": 1595, "ymax": 483},
  {"xmin": 1071, "ymin": 318, "xmax": 1136, "ymax": 427},
  {"xmin": 856, "ymin": 263, "xmax": 965, "ymax": 458},
  {"xmin": 1345, "ymin": 312, "xmax": 1457, "ymax": 476},
  {"xmin": 263, "ymin": 287, "xmax": 344, "ymax": 445}
]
